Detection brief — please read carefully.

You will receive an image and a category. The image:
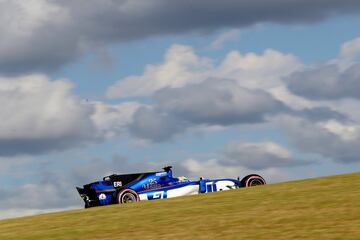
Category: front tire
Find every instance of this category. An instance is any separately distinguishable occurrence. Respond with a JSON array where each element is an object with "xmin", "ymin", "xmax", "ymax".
[
  {"xmin": 241, "ymin": 174, "xmax": 266, "ymax": 187},
  {"xmin": 117, "ymin": 189, "xmax": 139, "ymax": 204}
]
